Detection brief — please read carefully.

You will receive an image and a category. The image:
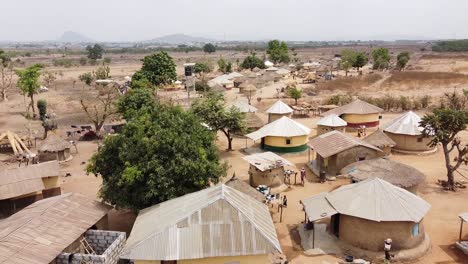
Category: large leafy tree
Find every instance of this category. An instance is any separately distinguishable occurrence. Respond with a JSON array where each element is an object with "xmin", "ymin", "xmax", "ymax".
[
  {"xmin": 117, "ymin": 87, "xmax": 155, "ymax": 120},
  {"xmin": 420, "ymin": 91, "xmax": 468, "ymax": 190},
  {"xmin": 217, "ymin": 58, "xmax": 232, "ymax": 73},
  {"xmin": 372, "ymin": 48, "xmax": 391, "ymax": 70},
  {"xmin": 0, "ymin": 50, "xmax": 14, "ymax": 101},
  {"xmin": 87, "ymin": 102, "xmax": 225, "ymax": 210},
  {"xmin": 194, "ymin": 62, "xmax": 212, "ymax": 74},
  {"xmin": 241, "ymin": 54, "xmax": 265, "ymax": 70},
  {"xmin": 203, "ymin": 43, "xmax": 216, "ymax": 53},
  {"xmin": 134, "ymin": 52, "xmax": 177, "ymax": 86},
  {"xmin": 267, "ymin": 40, "xmax": 290, "ymax": 64},
  {"xmin": 397, "ymin": 52, "xmax": 410, "ymax": 71},
  {"xmin": 86, "ymin": 44, "xmax": 104, "ymax": 60},
  {"xmin": 353, "ymin": 52, "xmax": 368, "ymax": 70},
  {"xmin": 16, "ymin": 64, "xmax": 43, "ymax": 118},
  {"xmin": 192, "ymin": 93, "xmax": 246, "ymax": 151}
]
